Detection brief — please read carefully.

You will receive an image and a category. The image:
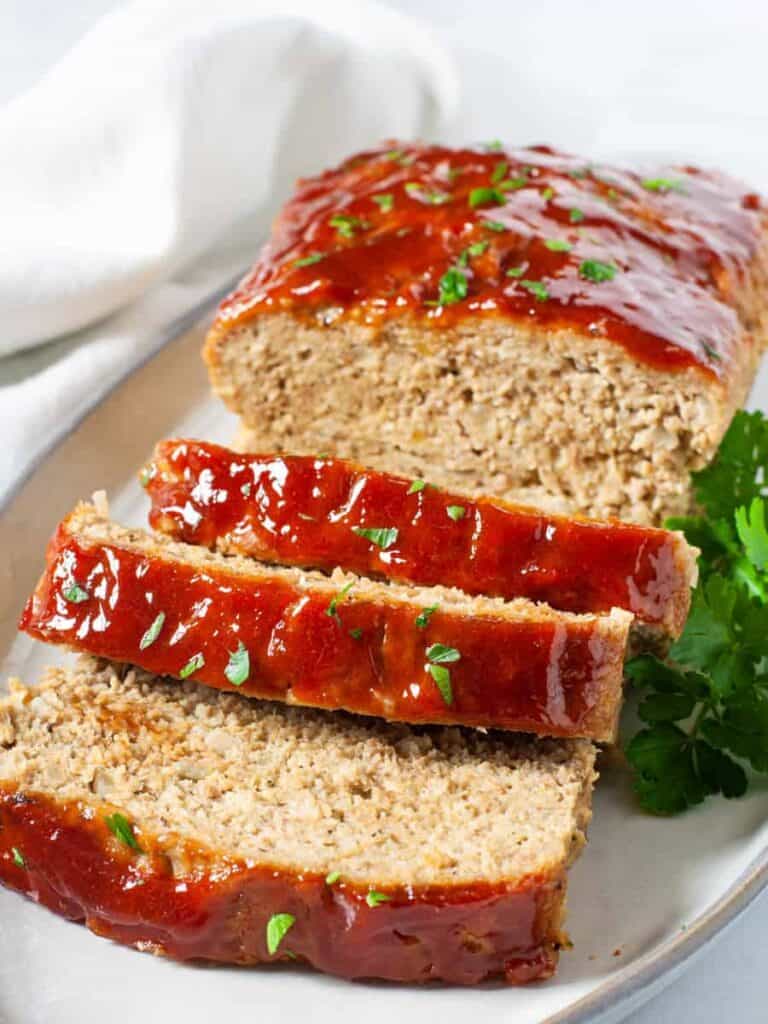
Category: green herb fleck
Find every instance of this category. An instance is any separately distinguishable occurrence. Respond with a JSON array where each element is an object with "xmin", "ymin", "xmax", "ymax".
[
  {"xmin": 416, "ymin": 604, "xmax": 439, "ymax": 629},
  {"xmin": 491, "ymin": 160, "xmax": 508, "ymax": 184},
  {"xmin": 544, "ymin": 238, "xmax": 572, "ymax": 252},
  {"xmin": 641, "ymin": 177, "xmax": 686, "ymax": 194},
  {"xmin": 506, "ymin": 265, "xmax": 525, "ymax": 278},
  {"xmin": 482, "ymin": 220, "xmax": 507, "ymax": 232},
  {"xmin": 499, "ymin": 177, "xmax": 528, "ymax": 191},
  {"xmin": 469, "ymin": 187, "xmax": 506, "ymax": 209},
  {"xmin": 241, "ymin": 482, "xmax": 252, "ymax": 497},
  {"xmin": 329, "ymin": 214, "xmax": 366, "ymax": 238},
  {"xmin": 140, "ymin": 612, "xmax": 165, "ymax": 651},
  {"xmin": 349, "ymin": 628, "xmax": 363, "ymax": 640},
  {"xmin": 373, "ymin": 193, "xmax": 394, "ymax": 212},
  {"xmin": 428, "ymin": 664, "xmax": 453, "ymax": 705},
  {"xmin": 105, "ymin": 812, "xmax": 143, "ymax": 852},
  {"xmin": 483, "ymin": 140, "xmax": 503, "ymax": 152},
  {"xmin": 447, "ymin": 505, "xmax": 466, "ymax": 521},
  {"xmin": 366, "ymin": 891, "xmax": 391, "ymax": 907},
  {"xmin": 179, "ymin": 653, "xmax": 205, "ymax": 679},
  {"xmin": 458, "ymin": 240, "xmax": 490, "ymax": 266},
  {"xmin": 427, "ymin": 643, "xmax": 461, "ymax": 664},
  {"xmin": 293, "ymin": 252, "xmax": 324, "ymax": 268},
  {"xmin": 435, "ymin": 266, "xmax": 468, "ymax": 306},
  {"xmin": 62, "ymin": 583, "xmax": 89, "ymax": 604},
  {"xmin": 519, "ymin": 279, "xmax": 550, "ymax": 301},
  {"xmin": 352, "ymin": 526, "xmax": 399, "ymax": 550},
  {"xmin": 11, "ymin": 847, "xmax": 25, "ymax": 868},
  {"xmin": 407, "ymin": 479, "xmax": 426, "ymax": 494},
  {"xmin": 405, "ymin": 182, "xmax": 451, "ymax": 205},
  {"xmin": 569, "ymin": 208, "xmax": 585, "ymax": 223},
  {"xmin": 225, "ymin": 642, "xmax": 250, "ymax": 686},
  {"xmin": 326, "ymin": 581, "xmax": 354, "ymax": 625},
  {"xmin": 579, "ymin": 260, "xmax": 617, "ymax": 283},
  {"xmin": 702, "ymin": 343, "xmax": 721, "ymax": 363},
  {"xmin": 266, "ymin": 913, "xmax": 296, "ymax": 955},
  {"xmin": 541, "ymin": 187, "xmax": 554, "ymax": 200},
  {"xmin": 325, "ymin": 871, "xmax": 341, "ymax": 885}
]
